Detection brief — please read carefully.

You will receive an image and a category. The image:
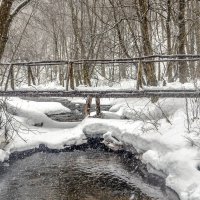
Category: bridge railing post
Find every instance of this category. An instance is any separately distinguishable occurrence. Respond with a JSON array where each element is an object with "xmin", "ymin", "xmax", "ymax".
[
  {"xmin": 66, "ymin": 62, "xmax": 74, "ymax": 90},
  {"xmin": 4, "ymin": 64, "xmax": 14, "ymax": 91},
  {"xmin": 70, "ymin": 62, "xmax": 74, "ymax": 90},
  {"xmin": 10, "ymin": 64, "xmax": 14, "ymax": 90},
  {"xmin": 136, "ymin": 60, "xmax": 143, "ymax": 90},
  {"xmin": 84, "ymin": 95, "xmax": 93, "ymax": 116},
  {"xmin": 66, "ymin": 64, "xmax": 69, "ymax": 90},
  {"xmin": 28, "ymin": 66, "xmax": 31, "ymax": 86},
  {"xmin": 27, "ymin": 66, "xmax": 36, "ymax": 86},
  {"xmin": 96, "ymin": 97, "xmax": 101, "ymax": 117}
]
